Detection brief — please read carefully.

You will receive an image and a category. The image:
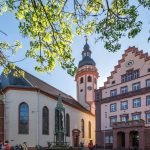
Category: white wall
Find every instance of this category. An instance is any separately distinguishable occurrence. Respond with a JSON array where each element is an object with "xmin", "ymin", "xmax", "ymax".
[{"xmin": 4, "ymin": 90, "xmax": 95, "ymax": 147}]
